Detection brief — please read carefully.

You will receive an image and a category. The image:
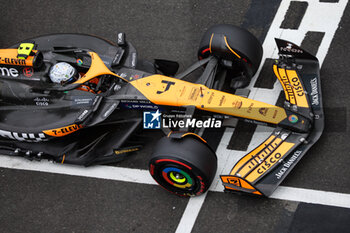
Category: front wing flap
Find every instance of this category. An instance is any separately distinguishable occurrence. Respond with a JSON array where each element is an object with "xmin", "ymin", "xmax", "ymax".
[{"xmin": 221, "ymin": 39, "xmax": 324, "ymax": 196}]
